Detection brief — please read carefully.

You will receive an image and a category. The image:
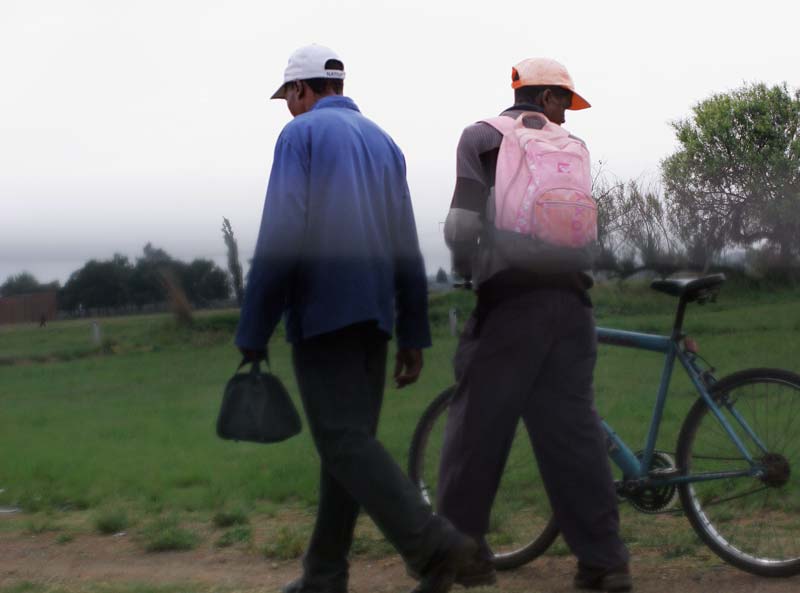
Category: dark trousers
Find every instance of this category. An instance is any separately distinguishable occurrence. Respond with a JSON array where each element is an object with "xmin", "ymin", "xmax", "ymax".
[
  {"xmin": 437, "ymin": 290, "xmax": 629, "ymax": 569},
  {"xmin": 292, "ymin": 322, "xmax": 445, "ymax": 587}
]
